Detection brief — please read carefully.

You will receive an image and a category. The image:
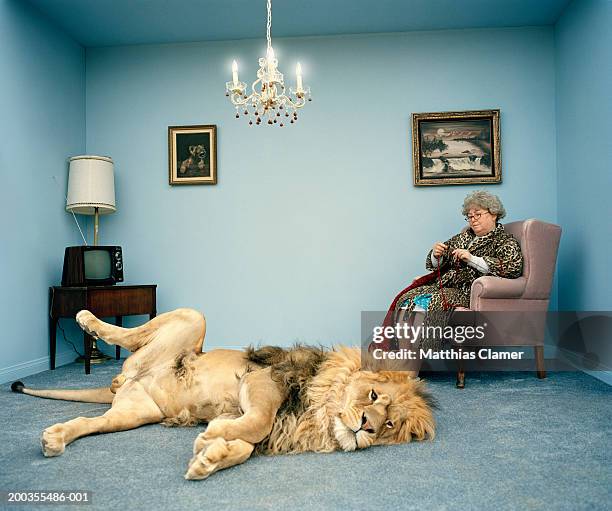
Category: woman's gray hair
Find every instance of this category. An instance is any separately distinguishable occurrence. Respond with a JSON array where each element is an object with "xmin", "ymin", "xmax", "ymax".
[{"xmin": 462, "ymin": 190, "xmax": 506, "ymax": 220}]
